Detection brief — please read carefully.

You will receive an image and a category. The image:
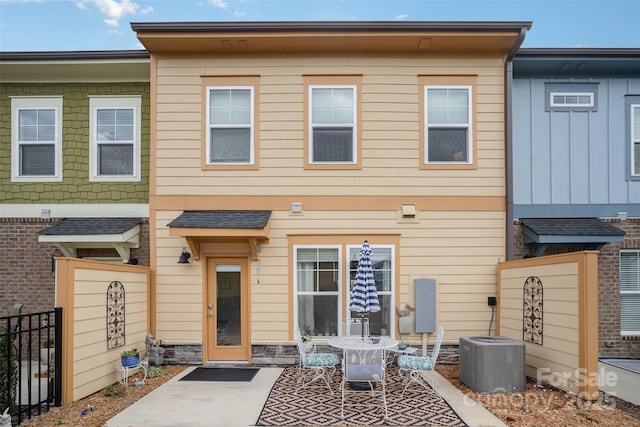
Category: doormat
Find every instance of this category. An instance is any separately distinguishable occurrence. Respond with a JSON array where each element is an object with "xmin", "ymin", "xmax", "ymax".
[
  {"xmin": 179, "ymin": 367, "xmax": 259, "ymax": 382},
  {"xmin": 256, "ymin": 367, "xmax": 467, "ymax": 426}
]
